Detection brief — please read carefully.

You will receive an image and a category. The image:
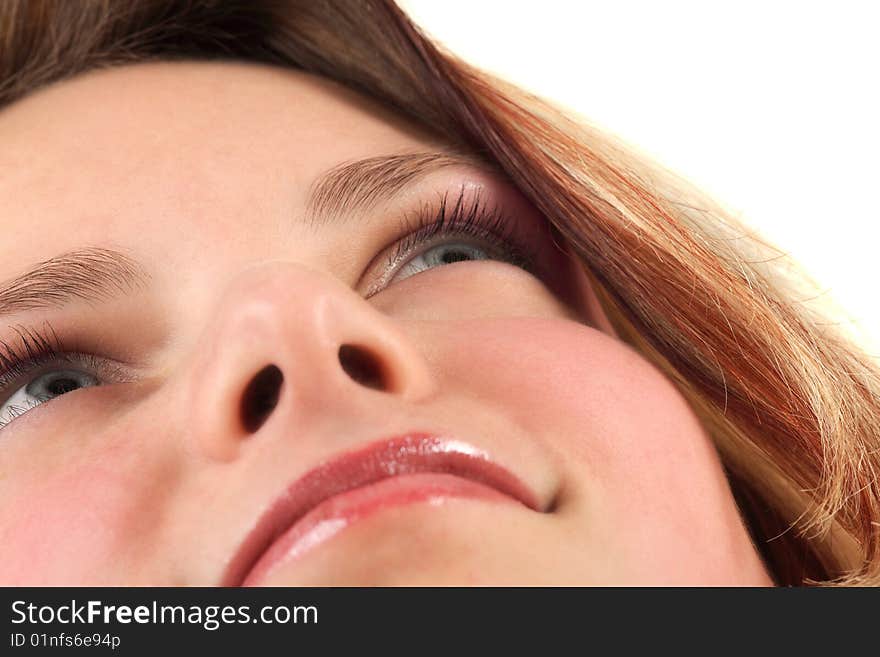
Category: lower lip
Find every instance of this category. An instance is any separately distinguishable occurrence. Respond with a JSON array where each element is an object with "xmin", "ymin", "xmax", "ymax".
[{"xmin": 241, "ymin": 472, "xmax": 520, "ymax": 586}]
